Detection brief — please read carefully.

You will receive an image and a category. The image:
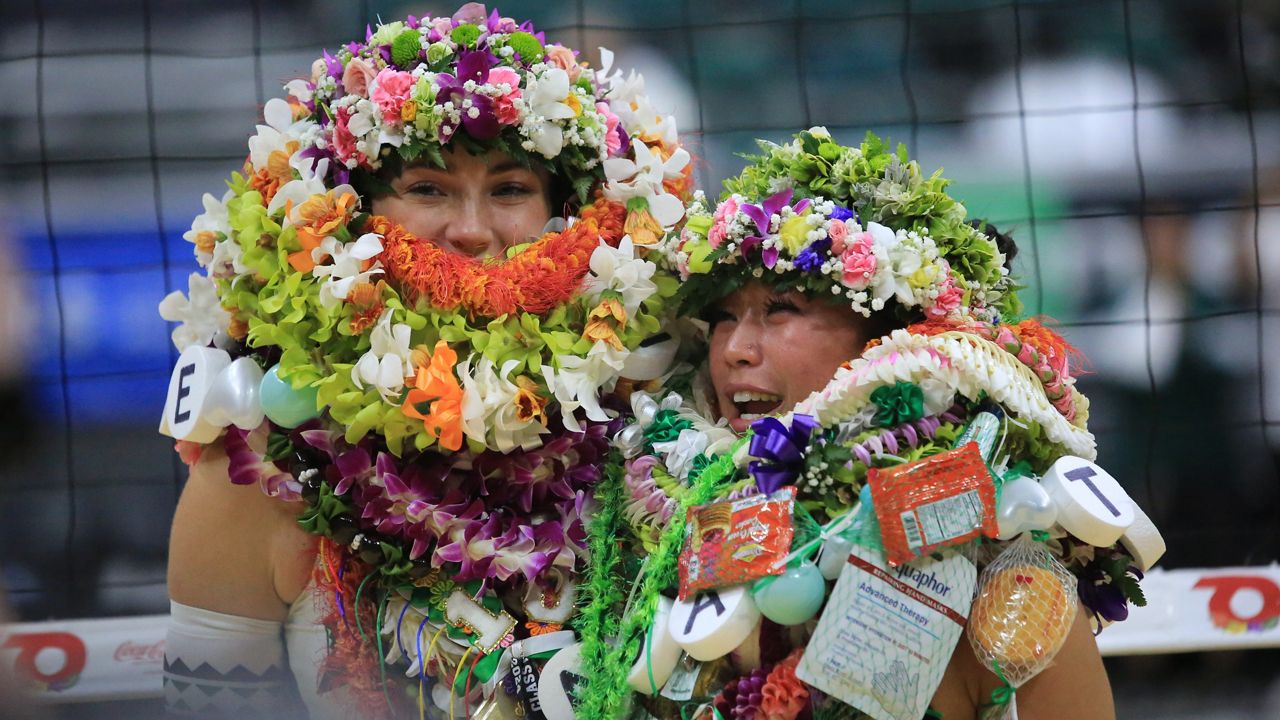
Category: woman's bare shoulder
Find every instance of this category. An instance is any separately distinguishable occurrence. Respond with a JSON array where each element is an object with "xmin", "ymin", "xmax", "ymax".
[{"xmin": 167, "ymin": 441, "xmax": 316, "ymax": 621}]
